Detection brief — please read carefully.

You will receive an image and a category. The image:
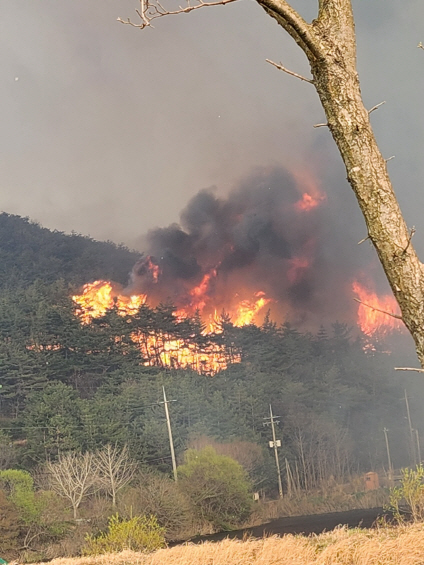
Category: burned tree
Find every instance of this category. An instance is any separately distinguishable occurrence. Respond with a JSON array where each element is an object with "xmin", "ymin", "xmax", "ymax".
[{"xmin": 120, "ymin": 1, "xmax": 424, "ymax": 367}]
